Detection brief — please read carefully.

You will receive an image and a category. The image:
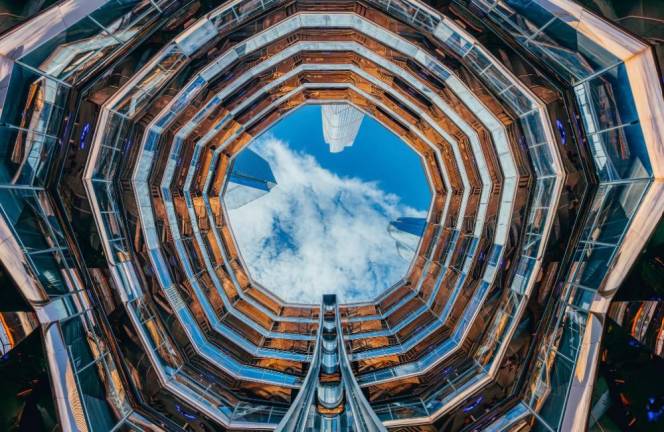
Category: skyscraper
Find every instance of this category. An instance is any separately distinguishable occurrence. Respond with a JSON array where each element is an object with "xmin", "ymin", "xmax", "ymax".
[
  {"xmin": 0, "ymin": 1, "xmax": 662, "ymax": 431},
  {"xmin": 224, "ymin": 148, "xmax": 277, "ymax": 209},
  {"xmin": 388, "ymin": 217, "xmax": 427, "ymax": 261},
  {"xmin": 321, "ymin": 104, "xmax": 364, "ymax": 153}
]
